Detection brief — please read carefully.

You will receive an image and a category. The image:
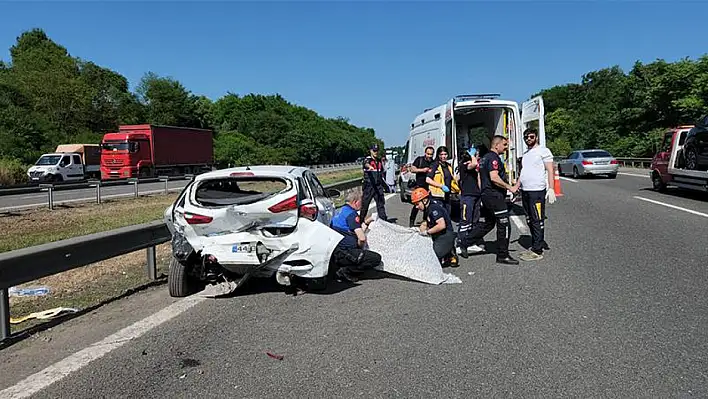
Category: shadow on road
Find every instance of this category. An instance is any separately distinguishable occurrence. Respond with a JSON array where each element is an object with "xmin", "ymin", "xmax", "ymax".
[{"xmin": 639, "ymin": 187, "xmax": 708, "ymax": 202}]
